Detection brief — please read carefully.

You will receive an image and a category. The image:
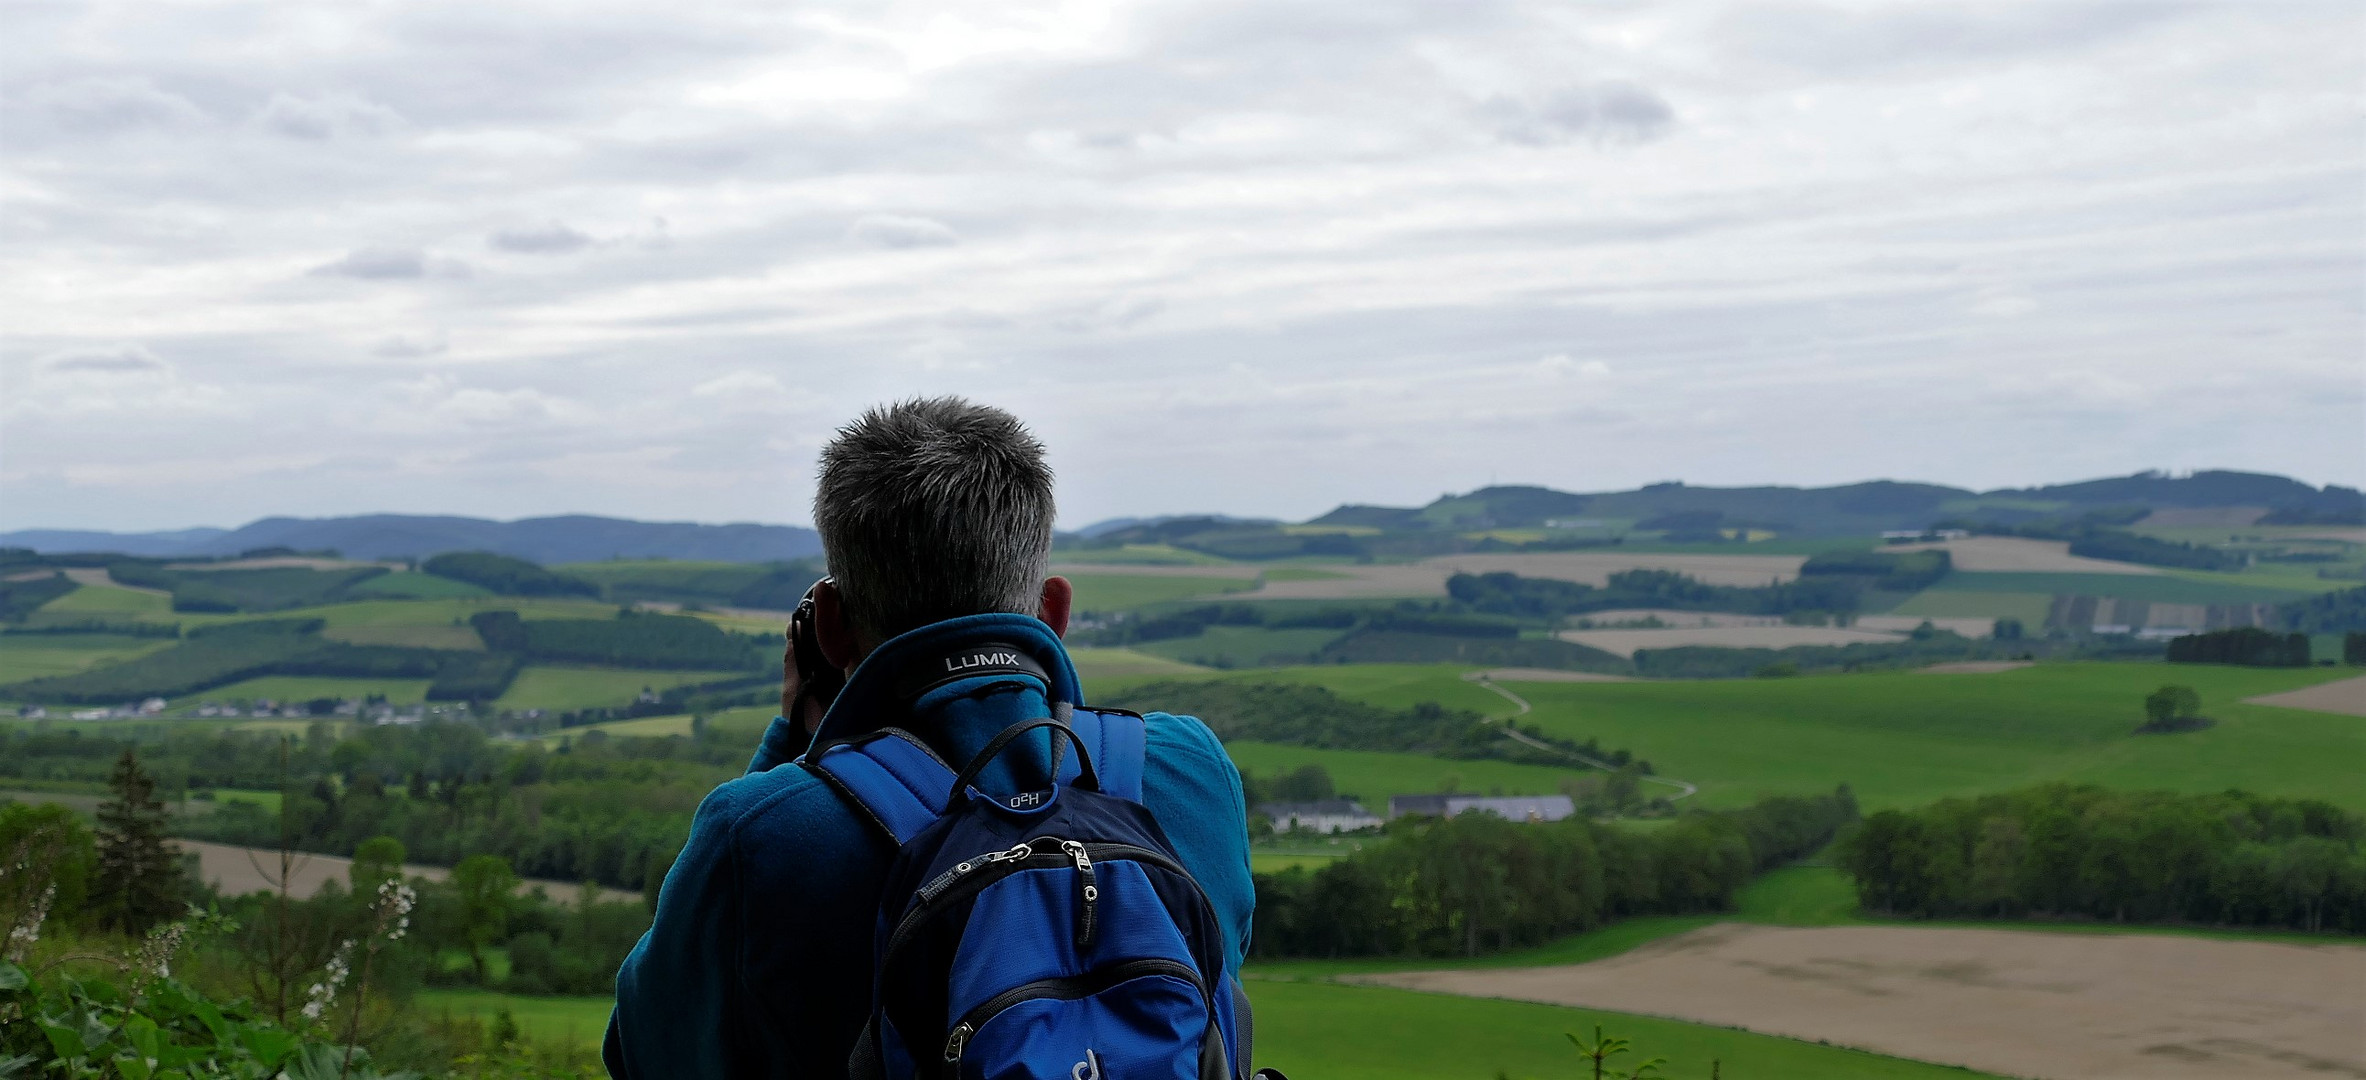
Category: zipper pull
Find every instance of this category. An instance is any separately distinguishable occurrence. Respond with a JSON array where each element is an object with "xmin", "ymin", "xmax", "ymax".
[
  {"xmin": 944, "ymin": 1021, "xmax": 973, "ymax": 1066},
  {"xmin": 1062, "ymin": 840, "xmax": 1098, "ymax": 950}
]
